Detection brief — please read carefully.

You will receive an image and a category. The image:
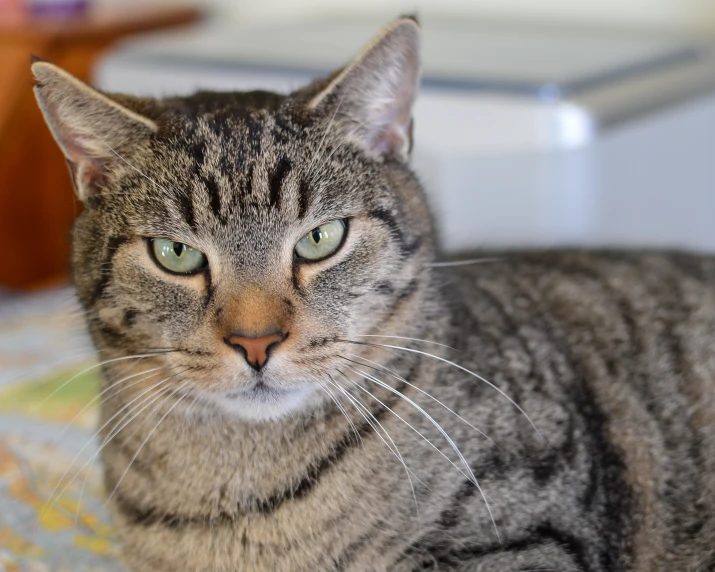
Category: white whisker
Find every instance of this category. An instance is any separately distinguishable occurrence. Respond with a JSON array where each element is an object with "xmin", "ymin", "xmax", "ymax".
[
  {"xmin": 91, "ymin": 133, "xmax": 180, "ymax": 198},
  {"xmin": 328, "ymin": 373, "xmax": 416, "ymax": 476},
  {"xmin": 341, "ymin": 353, "xmax": 495, "ymax": 446},
  {"xmin": 318, "ymin": 378, "xmax": 364, "ymax": 447},
  {"xmin": 104, "ymin": 382, "xmax": 191, "ymax": 507},
  {"xmin": 353, "ymin": 334, "xmax": 455, "ymax": 350},
  {"xmin": 344, "ymin": 340, "xmax": 543, "ymax": 443},
  {"xmin": 52, "ymin": 366, "xmax": 164, "ymax": 445},
  {"xmin": 73, "ymin": 379, "xmax": 184, "ymax": 522},
  {"xmin": 40, "ymin": 368, "xmax": 183, "ymax": 520},
  {"xmin": 313, "ymin": 118, "xmax": 369, "ymax": 180},
  {"xmin": 307, "ymin": 88, "xmax": 349, "ymax": 178},
  {"xmin": 32, "ymin": 353, "xmax": 172, "ymax": 412},
  {"xmin": 425, "ymin": 257, "xmax": 502, "ymax": 268},
  {"xmin": 342, "ymin": 364, "xmax": 501, "ymax": 545},
  {"xmin": 330, "ymin": 373, "xmax": 423, "ymax": 523}
]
